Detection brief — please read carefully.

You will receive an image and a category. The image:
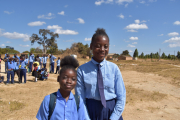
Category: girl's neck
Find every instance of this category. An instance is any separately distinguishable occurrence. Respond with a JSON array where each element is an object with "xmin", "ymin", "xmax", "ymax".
[{"xmin": 59, "ymin": 89, "xmax": 70, "ymax": 102}]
